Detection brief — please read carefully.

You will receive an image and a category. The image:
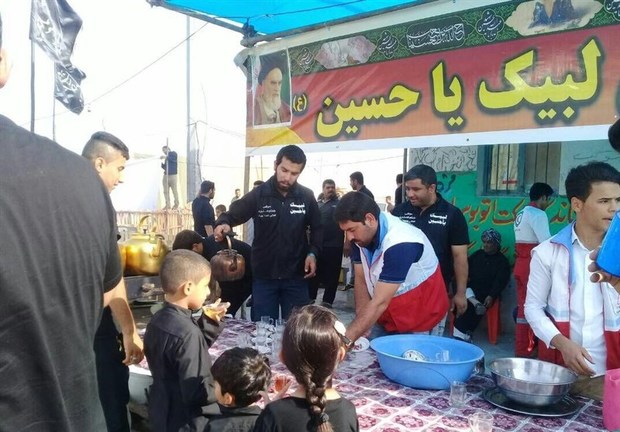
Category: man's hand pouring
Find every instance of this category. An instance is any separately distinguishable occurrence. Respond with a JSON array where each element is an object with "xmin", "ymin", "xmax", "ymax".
[{"xmin": 213, "ymin": 224, "xmax": 231, "ymax": 242}]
